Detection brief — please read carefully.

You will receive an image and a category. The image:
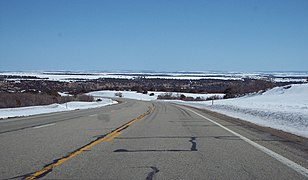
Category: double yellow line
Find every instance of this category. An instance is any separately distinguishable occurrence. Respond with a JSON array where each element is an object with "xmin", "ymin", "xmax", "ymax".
[{"xmin": 26, "ymin": 104, "xmax": 155, "ymax": 180}]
